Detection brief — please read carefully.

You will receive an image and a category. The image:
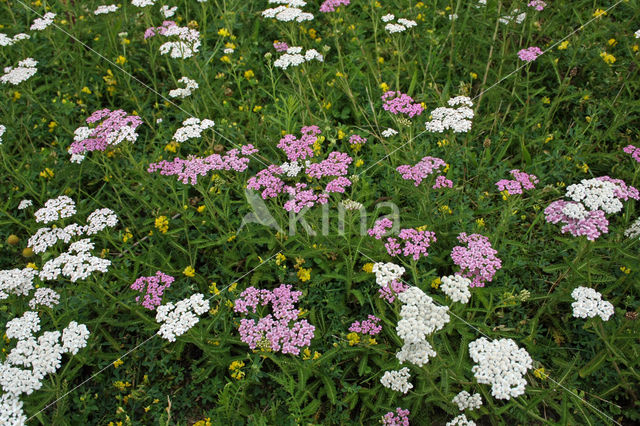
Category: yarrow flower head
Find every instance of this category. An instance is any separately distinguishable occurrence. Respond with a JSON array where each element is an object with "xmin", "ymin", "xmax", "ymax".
[
  {"xmin": 349, "ymin": 315, "xmax": 382, "ymax": 336},
  {"xmin": 450, "ymin": 233, "xmax": 502, "ymax": 287},
  {"xmin": 319, "ymin": 0, "xmax": 350, "ymax": 12},
  {"xmin": 0, "ymin": 33, "xmax": 30, "ymax": 47},
  {"xmin": 544, "ymin": 200, "xmax": 609, "ymax": 241},
  {"xmin": 396, "ymin": 156, "xmax": 447, "ymax": 187},
  {"xmin": 468, "ymin": 337, "xmax": 532, "ymax": 400},
  {"xmin": 440, "ymin": 275, "xmax": 471, "ymax": 304},
  {"xmin": 495, "ymin": 169, "xmax": 539, "ymax": 195},
  {"xmin": 169, "ymin": 76, "xmax": 198, "ymax": 98},
  {"xmin": 384, "ymin": 16, "xmax": 417, "ymax": 34},
  {"xmin": 518, "ymin": 46, "xmax": 543, "ymax": 62},
  {"xmin": 262, "ymin": 1, "xmax": 314, "ymax": 22},
  {"xmin": 623, "ymin": 145, "xmax": 640, "ymax": 163},
  {"xmin": 131, "ymin": 272, "xmax": 175, "ymax": 310},
  {"xmin": 380, "ymin": 367, "xmax": 413, "ymax": 394},
  {"xmin": 30, "ymin": 12, "xmax": 55, "ymax": 30},
  {"xmin": 145, "ymin": 21, "xmax": 201, "ymax": 58},
  {"xmin": 625, "ymin": 216, "xmax": 640, "ymax": 239},
  {"xmin": 571, "ymin": 286, "xmax": 614, "ymax": 321},
  {"xmin": 452, "ymin": 390, "xmax": 483, "ymax": 411},
  {"xmin": 382, "ymin": 407, "xmax": 410, "ymax": 426},
  {"xmin": 274, "ymin": 46, "xmax": 323, "ymax": 69},
  {"xmin": 385, "ymin": 228, "xmax": 437, "ymax": 261},
  {"xmin": 234, "ymin": 284, "xmax": 315, "ymax": 355},
  {"xmin": 446, "ymin": 414, "xmax": 476, "ymax": 426},
  {"xmin": 0, "ymin": 124, "xmax": 5, "ymax": 144},
  {"xmin": 382, "ymin": 91, "xmax": 424, "ymax": 118},
  {"xmin": 1, "ymin": 58, "xmax": 38, "ymax": 85},
  {"xmin": 156, "ymin": 293, "xmax": 209, "ymax": 342},
  {"xmin": 425, "ymin": 96, "xmax": 474, "ymax": 133},
  {"xmin": 34, "ymin": 196, "xmax": 76, "ymax": 224},
  {"xmin": 527, "ymin": 0, "xmax": 546, "ymax": 11},
  {"xmin": 94, "ymin": 4, "xmax": 119, "ymax": 15},
  {"xmin": 69, "ymin": 109, "xmax": 143, "ymax": 156},
  {"xmin": 172, "ymin": 117, "xmax": 215, "ymax": 143}
]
